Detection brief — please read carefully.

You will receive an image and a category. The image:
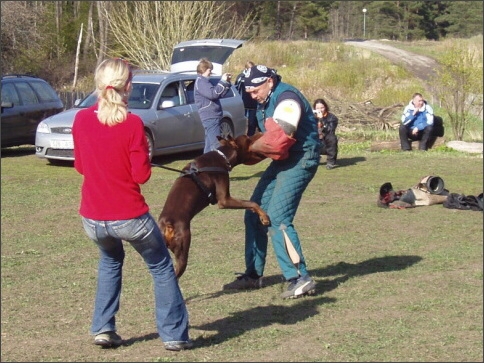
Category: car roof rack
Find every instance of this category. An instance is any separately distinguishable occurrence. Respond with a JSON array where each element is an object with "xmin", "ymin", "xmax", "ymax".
[
  {"xmin": 133, "ymin": 69, "xmax": 170, "ymax": 74},
  {"xmin": 133, "ymin": 69, "xmax": 197, "ymax": 75},
  {"xmin": 2, "ymin": 74, "xmax": 40, "ymax": 79}
]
